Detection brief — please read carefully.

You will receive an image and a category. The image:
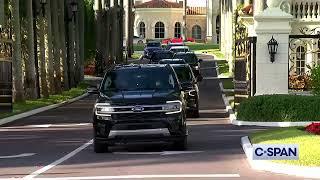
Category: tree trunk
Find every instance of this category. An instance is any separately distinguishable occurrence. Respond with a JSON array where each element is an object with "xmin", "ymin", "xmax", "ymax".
[
  {"xmin": 11, "ymin": 0, "xmax": 25, "ymax": 102},
  {"xmin": 118, "ymin": 0, "xmax": 124, "ymax": 63},
  {"xmin": 51, "ymin": 0, "xmax": 62, "ymax": 94},
  {"xmin": 0, "ymin": 0, "xmax": 4, "ymax": 27},
  {"xmin": 24, "ymin": 0, "xmax": 38, "ymax": 99},
  {"xmin": 79, "ymin": 0, "xmax": 85, "ymax": 81},
  {"xmin": 45, "ymin": 0, "xmax": 55, "ymax": 94},
  {"xmin": 39, "ymin": 15, "xmax": 49, "ymax": 98},
  {"xmin": 74, "ymin": 9, "xmax": 80, "ymax": 85},
  {"xmin": 67, "ymin": 16, "xmax": 76, "ymax": 88},
  {"xmin": 94, "ymin": 0, "xmax": 103, "ymax": 75},
  {"xmin": 58, "ymin": 0, "xmax": 69, "ymax": 90}
]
